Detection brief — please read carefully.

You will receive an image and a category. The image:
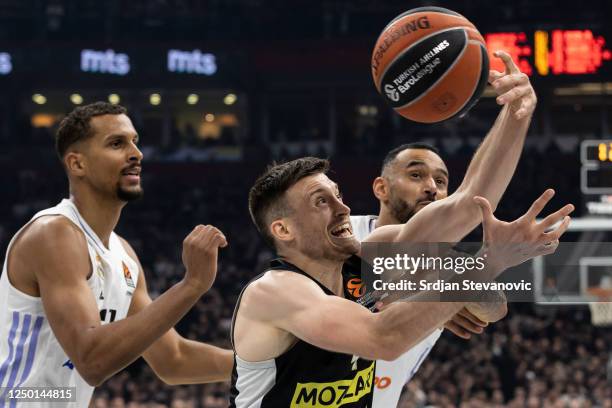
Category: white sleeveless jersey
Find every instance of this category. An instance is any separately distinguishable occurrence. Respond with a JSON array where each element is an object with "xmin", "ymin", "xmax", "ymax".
[
  {"xmin": 350, "ymin": 215, "xmax": 443, "ymax": 408},
  {"xmin": 0, "ymin": 199, "xmax": 139, "ymax": 407}
]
